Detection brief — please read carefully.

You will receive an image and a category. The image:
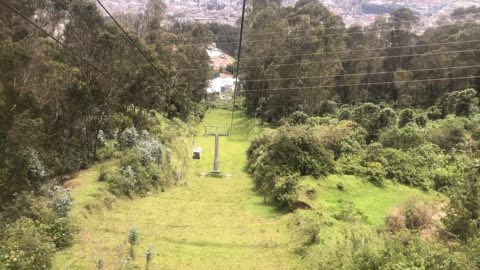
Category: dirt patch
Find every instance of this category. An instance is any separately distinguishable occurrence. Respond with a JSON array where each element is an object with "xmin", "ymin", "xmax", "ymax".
[{"xmin": 64, "ymin": 180, "xmax": 81, "ymax": 189}]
